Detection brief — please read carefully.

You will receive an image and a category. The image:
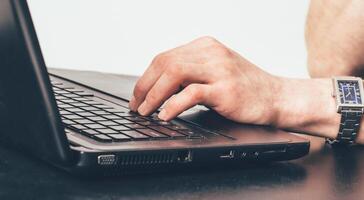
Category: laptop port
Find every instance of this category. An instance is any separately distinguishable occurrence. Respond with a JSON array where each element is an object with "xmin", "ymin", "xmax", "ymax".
[
  {"xmin": 177, "ymin": 150, "xmax": 193, "ymax": 163},
  {"xmin": 240, "ymin": 151, "xmax": 259, "ymax": 159},
  {"xmin": 219, "ymin": 150, "xmax": 235, "ymax": 159},
  {"xmin": 97, "ymin": 154, "xmax": 116, "ymax": 165}
]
